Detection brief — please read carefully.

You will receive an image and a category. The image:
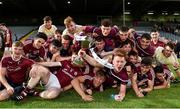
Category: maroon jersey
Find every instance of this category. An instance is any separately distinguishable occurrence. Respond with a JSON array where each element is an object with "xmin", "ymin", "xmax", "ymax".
[
  {"xmin": 93, "ymin": 27, "xmax": 119, "ymax": 37},
  {"xmin": 136, "ymin": 38, "xmax": 155, "ymax": 57},
  {"xmin": 104, "ymin": 67, "xmax": 129, "ymax": 85},
  {"xmin": 54, "ymin": 60, "xmax": 83, "ymax": 88},
  {"xmin": 23, "ymin": 40, "xmax": 46, "ymax": 61},
  {"xmin": 1, "ymin": 56, "xmax": 34, "ymax": 84},
  {"xmin": 134, "ymin": 66, "xmax": 154, "ymax": 87},
  {"xmin": 83, "ymin": 74, "xmax": 102, "ymax": 91},
  {"xmin": 154, "ymin": 65, "xmax": 171, "ymax": 86},
  {"xmin": 84, "ymin": 26, "xmax": 96, "ymax": 33},
  {"xmin": 150, "ymin": 40, "xmax": 164, "ymax": 49},
  {"xmin": 93, "ymin": 27, "xmax": 118, "ymax": 51}
]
